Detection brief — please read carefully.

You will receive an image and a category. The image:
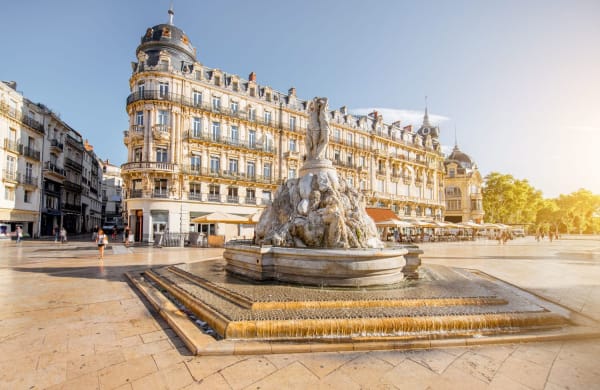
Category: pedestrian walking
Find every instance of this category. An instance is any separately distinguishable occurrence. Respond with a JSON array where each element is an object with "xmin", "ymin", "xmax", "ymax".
[
  {"xmin": 123, "ymin": 225, "xmax": 131, "ymax": 247},
  {"xmin": 96, "ymin": 228, "xmax": 107, "ymax": 259},
  {"xmin": 60, "ymin": 227, "xmax": 67, "ymax": 243},
  {"xmin": 16, "ymin": 226, "xmax": 23, "ymax": 244},
  {"xmin": 92, "ymin": 225, "xmax": 99, "ymax": 241}
]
